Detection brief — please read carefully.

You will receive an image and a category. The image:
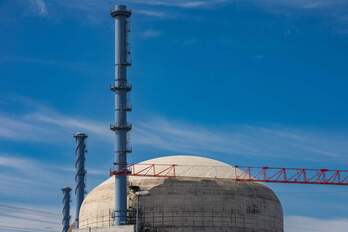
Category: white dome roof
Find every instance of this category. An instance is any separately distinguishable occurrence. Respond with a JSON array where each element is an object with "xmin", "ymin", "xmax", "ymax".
[
  {"xmin": 136, "ymin": 155, "xmax": 246, "ymax": 179},
  {"xmin": 78, "ymin": 155, "xmax": 249, "ymax": 229}
]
